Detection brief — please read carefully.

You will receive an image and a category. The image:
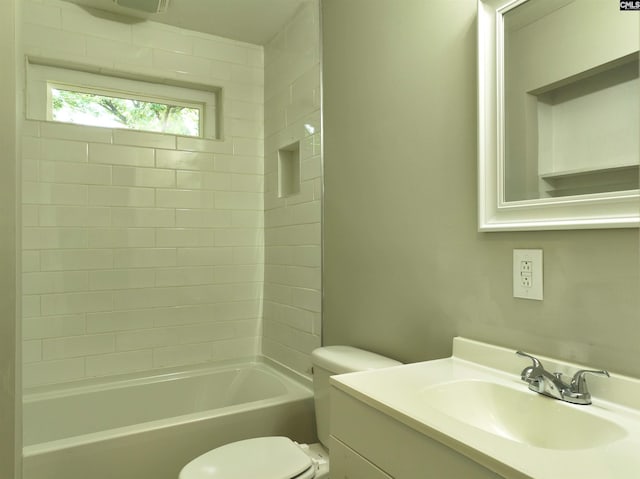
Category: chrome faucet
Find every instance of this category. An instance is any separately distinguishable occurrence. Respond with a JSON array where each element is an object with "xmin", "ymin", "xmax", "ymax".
[{"xmin": 516, "ymin": 351, "xmax": 609, "ymax": 405}]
